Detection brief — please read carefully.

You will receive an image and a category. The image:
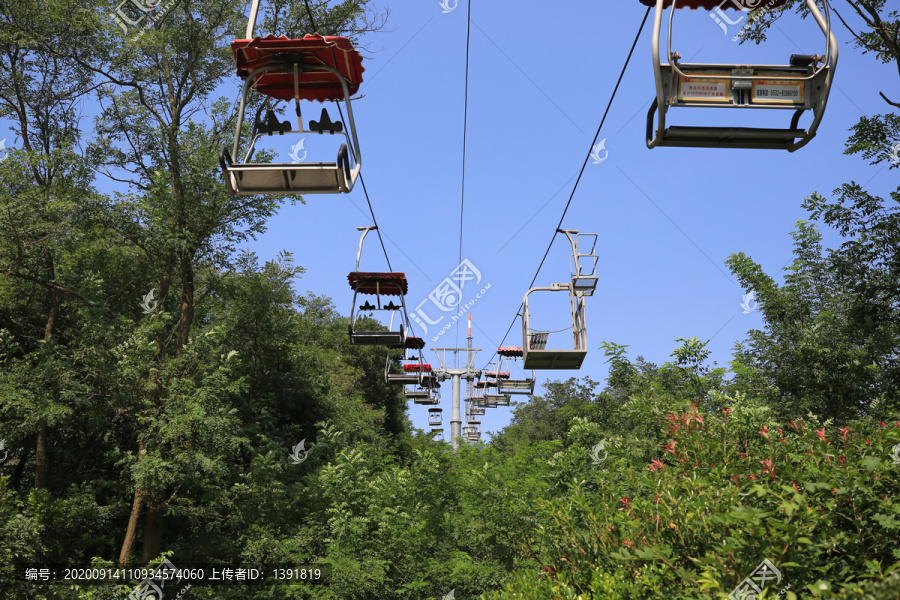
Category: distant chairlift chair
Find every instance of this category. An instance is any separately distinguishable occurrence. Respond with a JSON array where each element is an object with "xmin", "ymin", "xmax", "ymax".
[
  {"xmin": 496, "ymin": 348, "xmax": 536, "ymax": 395},
  {"xmin": 348, "ymin": 226, "xmax": 409, "ymax": 346},
  {"xmin": 520, "ymin": 228, "xmax": 597, "ymax": 369},
  {"xmin": 640, "ymin": 0, "xmax": 838, "ymax": 151},
  {"xmin": 220, "ymin": 1, "xmax": 364, "ymax": 194},
  {"xmin": 521, "ymin": 284, "xmax": 587, "ymax": 369},
  {"xmin": 385, "ymin": 337, "xmax": 430, "ymax": 385},
  {"xmin": 405, "ymin": 372, "xmax": 440, "ymax": 405}
]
